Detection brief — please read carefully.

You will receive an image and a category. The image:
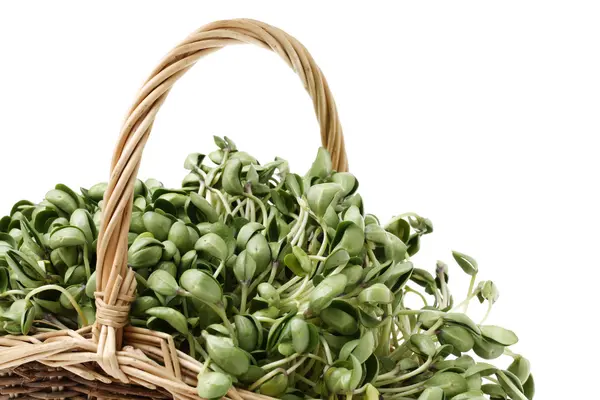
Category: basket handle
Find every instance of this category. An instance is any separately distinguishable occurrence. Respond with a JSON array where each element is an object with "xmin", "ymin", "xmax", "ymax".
[{"xmin": 93, "ymin": 18, "xmax": 347, "ymax": 378}]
